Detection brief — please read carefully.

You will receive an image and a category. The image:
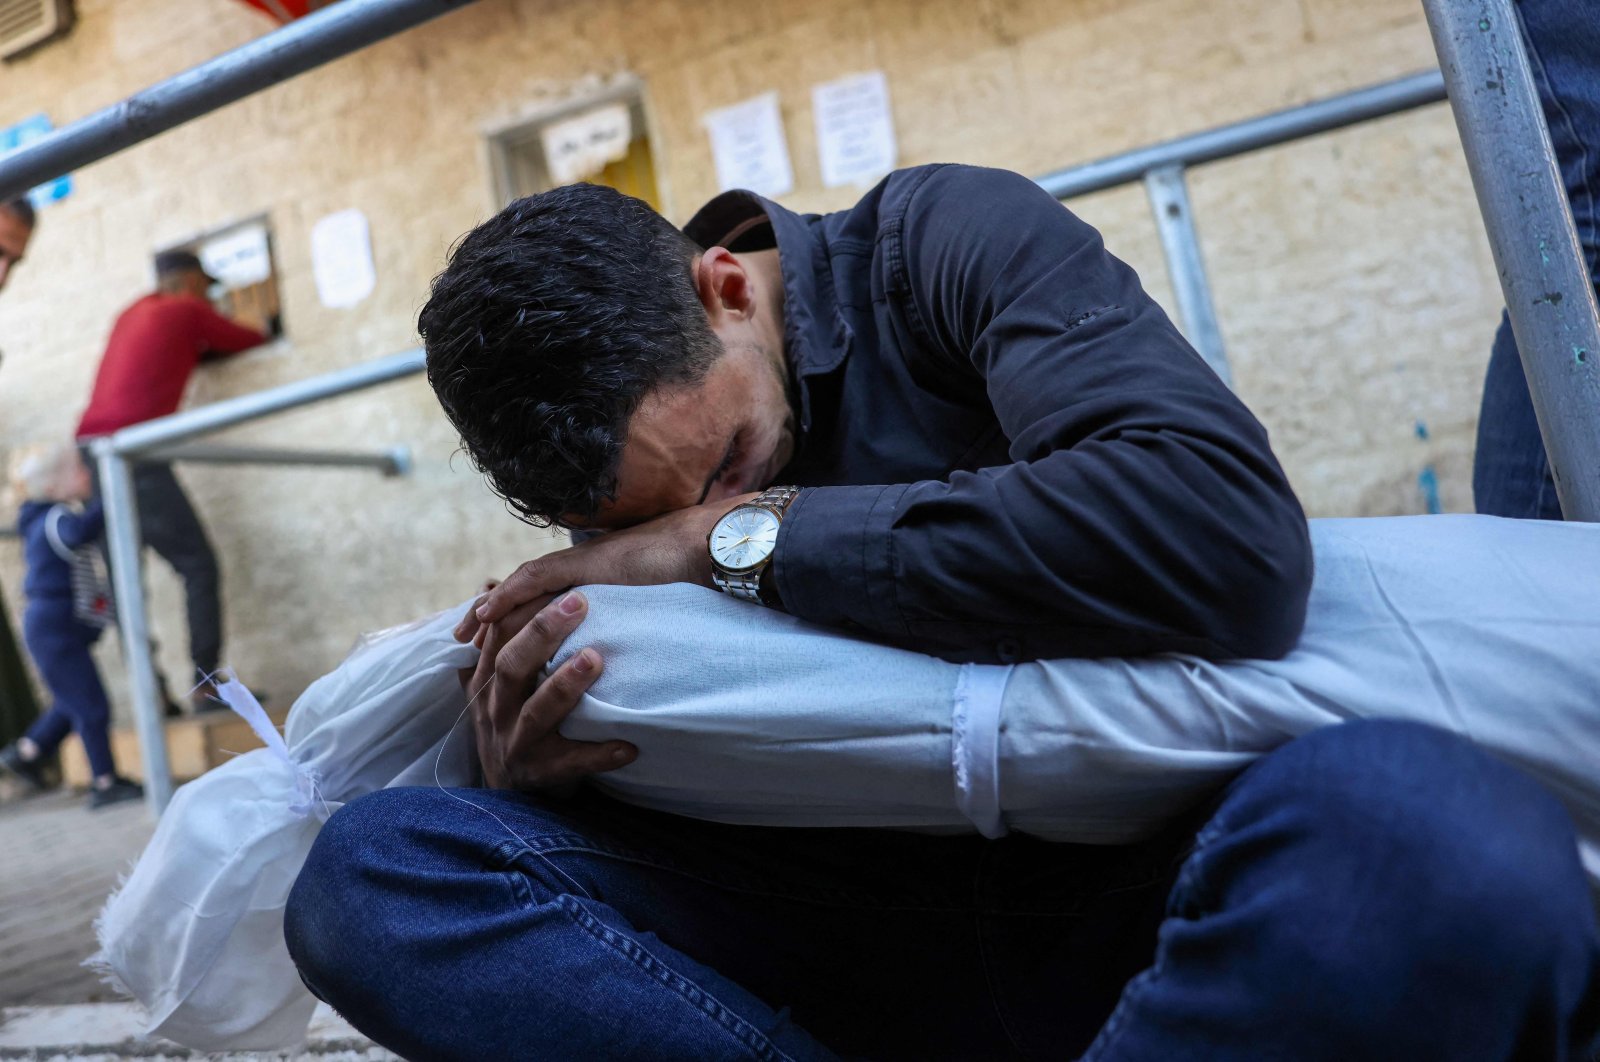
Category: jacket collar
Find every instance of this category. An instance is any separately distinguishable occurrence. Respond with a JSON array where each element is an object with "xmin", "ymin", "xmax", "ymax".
[{"xmin": 683, "ymin": 190, "xmax": 850, "ymax": 390}]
